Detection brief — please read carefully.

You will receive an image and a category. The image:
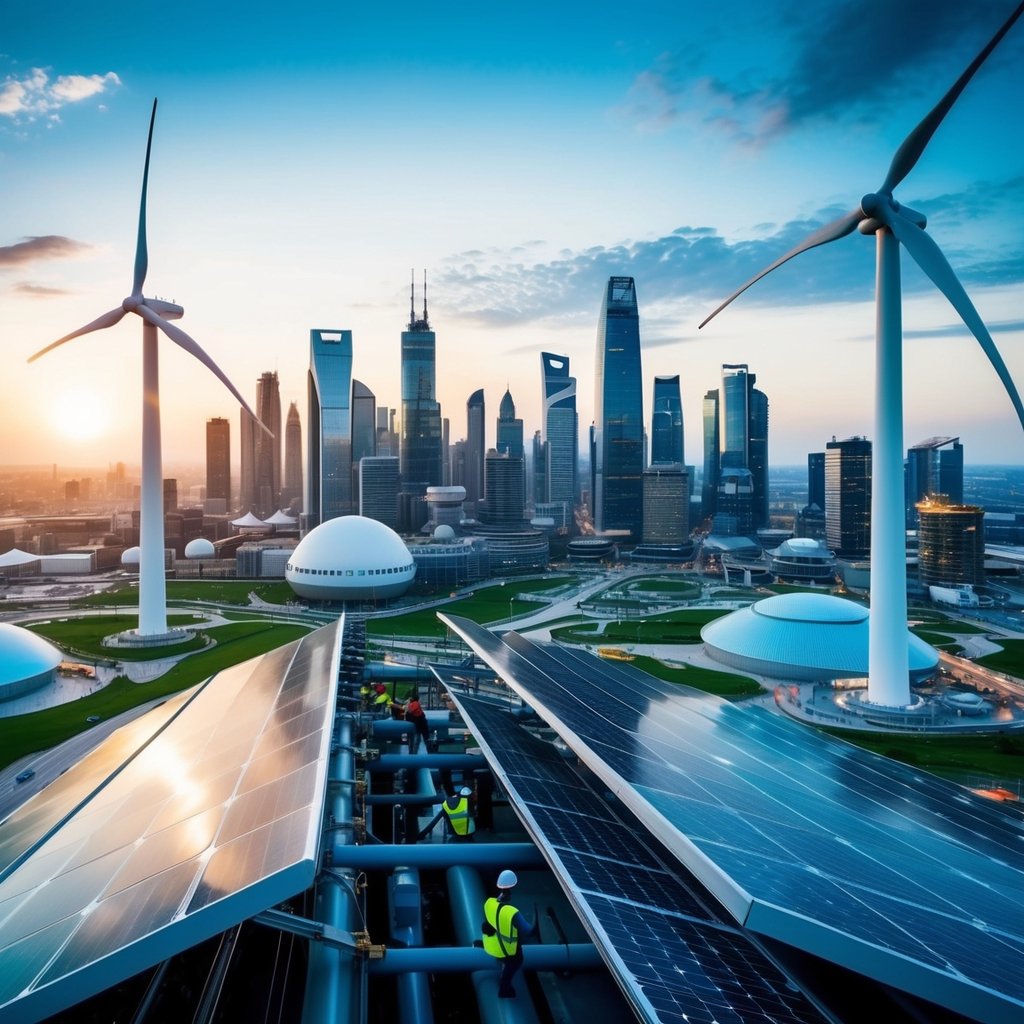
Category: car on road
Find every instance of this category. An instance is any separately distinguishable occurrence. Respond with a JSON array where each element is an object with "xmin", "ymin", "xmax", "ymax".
[
  {"xmin": 15, "ymin": 769, "xmax": 35, "ymax": 783},
  {"xmin": 86, "ymin": 715, "xmax": 101, "ymax": 723}
]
